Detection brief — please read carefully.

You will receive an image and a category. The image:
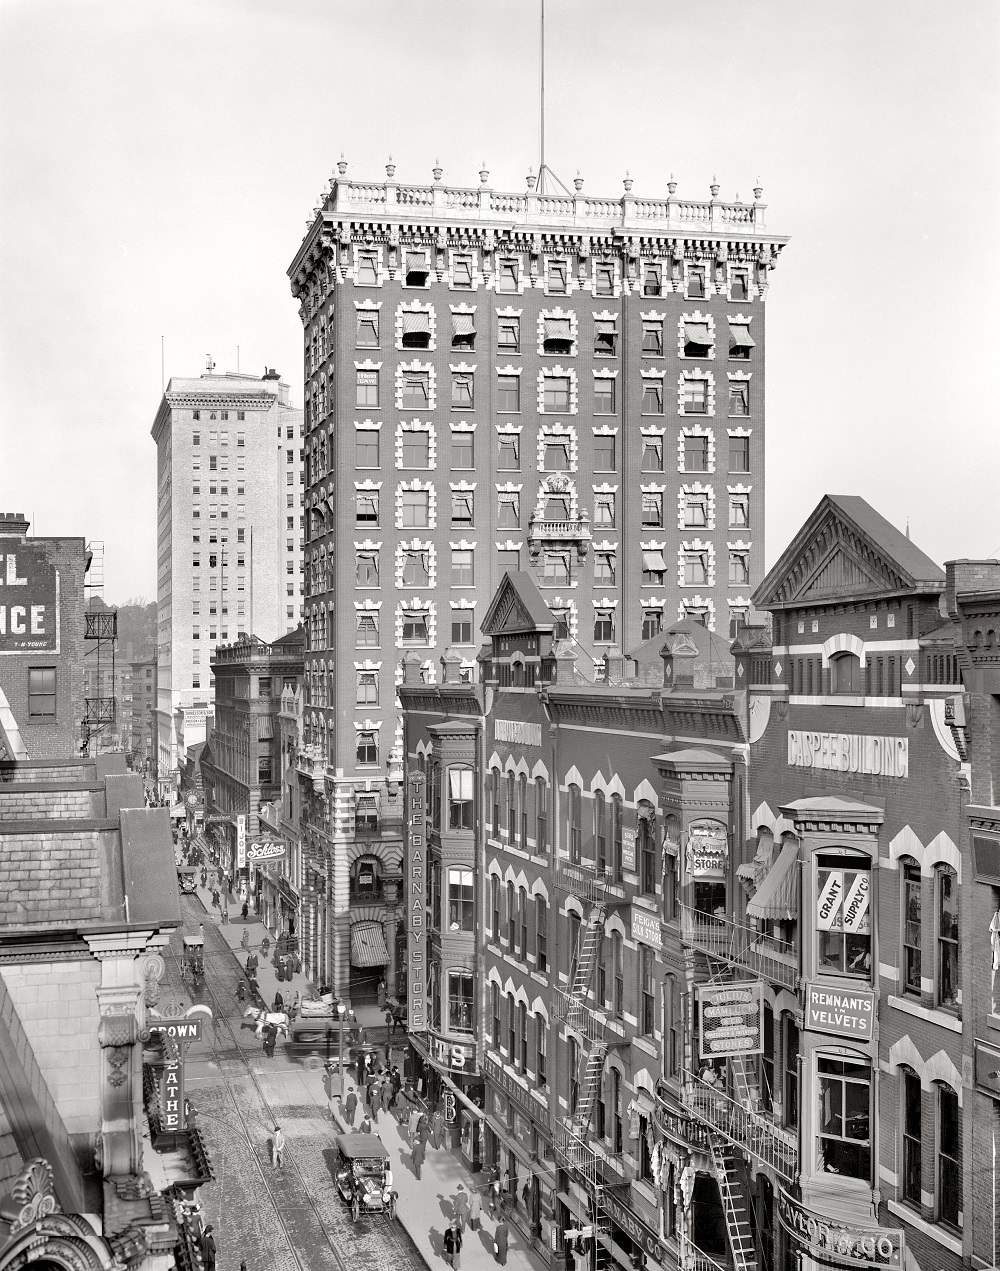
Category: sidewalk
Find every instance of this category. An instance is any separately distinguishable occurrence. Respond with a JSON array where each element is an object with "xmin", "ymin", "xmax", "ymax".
[{"xmin": 330, "ymin": 1096, "xmax": 549, "ymax": 1271}]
